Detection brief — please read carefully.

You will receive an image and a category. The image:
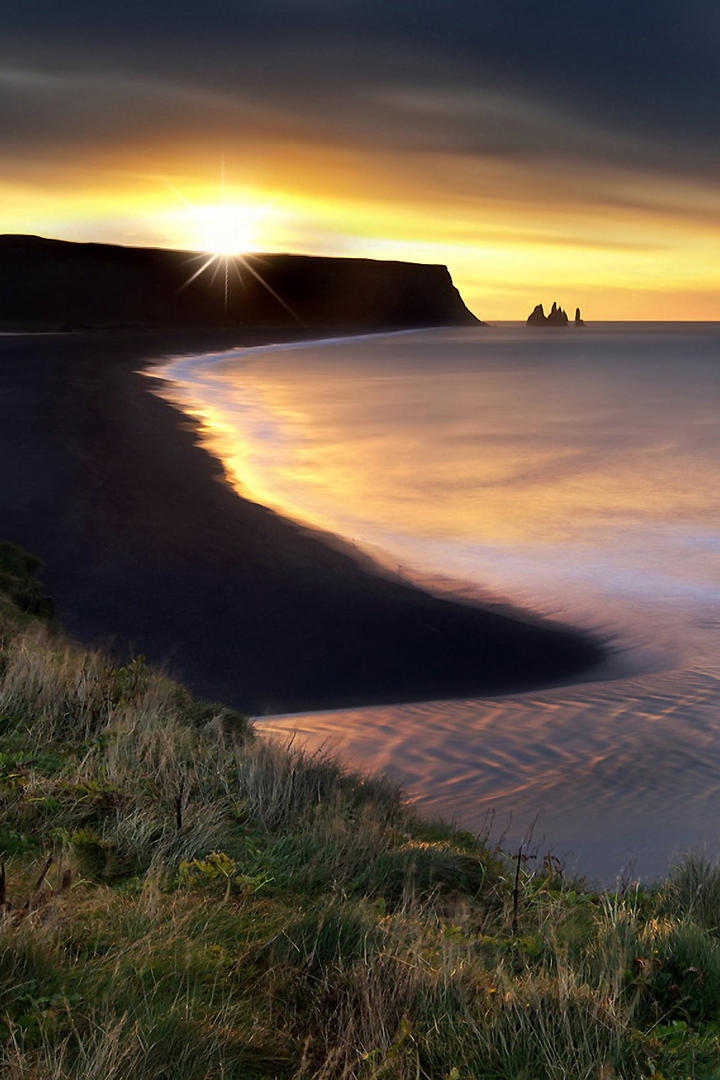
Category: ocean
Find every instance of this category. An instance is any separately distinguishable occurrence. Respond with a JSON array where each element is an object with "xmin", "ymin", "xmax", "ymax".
[{"xmin": 152, "ymin": 322, "xmax": 720, "ymax": 881}]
